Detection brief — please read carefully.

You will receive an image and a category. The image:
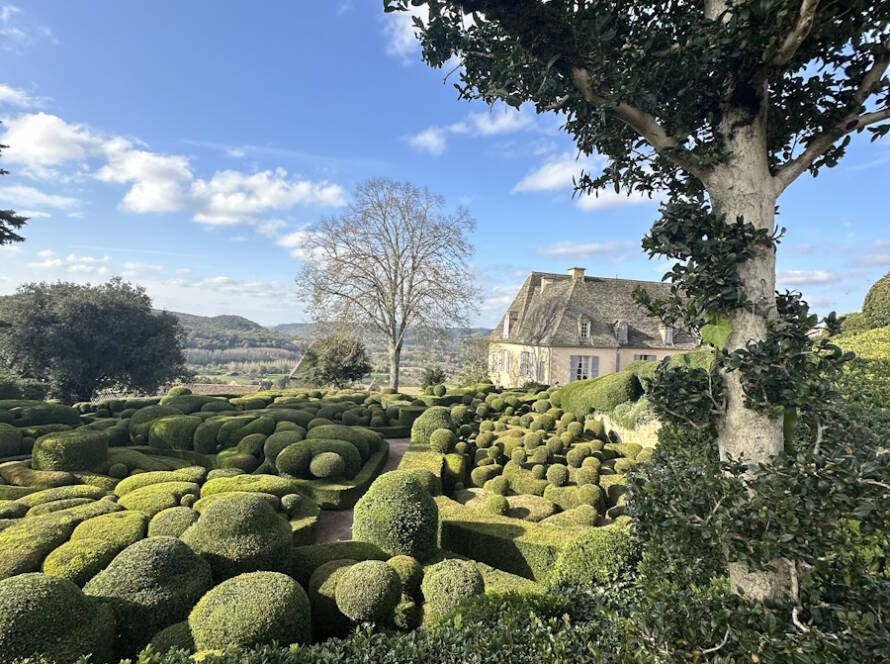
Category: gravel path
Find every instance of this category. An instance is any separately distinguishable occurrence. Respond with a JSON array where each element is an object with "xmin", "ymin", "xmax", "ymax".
[{"xmin": 314, "ymin": 437, "xmax": 411, "ymax": 544}]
